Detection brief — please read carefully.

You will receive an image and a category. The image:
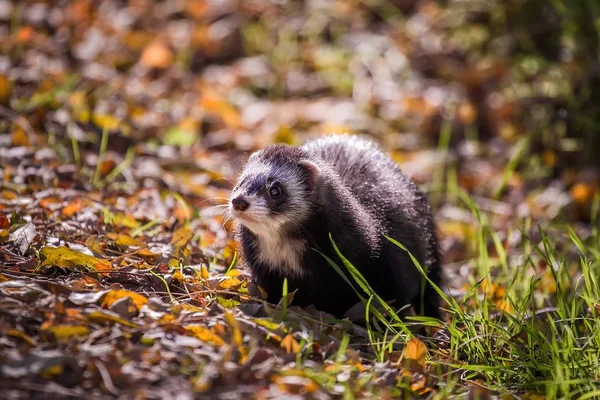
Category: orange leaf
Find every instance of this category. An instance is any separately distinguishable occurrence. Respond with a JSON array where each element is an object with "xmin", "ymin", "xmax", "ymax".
[
  {"xmin": 101, "ymin": 289, "xmax": 148, "ymax": 310},
  {"xmin": 141, "ymin": 41, "xmax": 173, "ymax": 69},
  {"xmin": 572, "ymin": 183, "xmax": 597, "ymax": 206},
  {"xmin": 403, "ymin": 338, "xmax": 428, "ymax": 368},
  {"xmin": 280, "ymin": 334, "xmax": 300, "ymax": 354},
  {"xmin": 62, "ymin": 198, "xmax": 84, "ymax": 217},
  {"xmin": 40, "ymin": 196, "xmax": 61, "ymax": 209},
  {"xmin": 185, "ymin": 325, "xmax": 225, "ymax": 346}
]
